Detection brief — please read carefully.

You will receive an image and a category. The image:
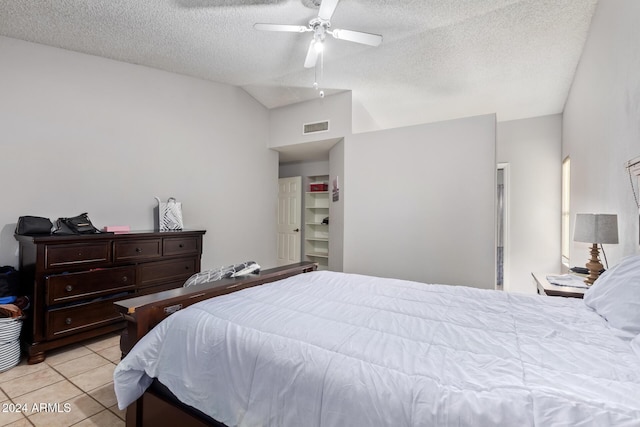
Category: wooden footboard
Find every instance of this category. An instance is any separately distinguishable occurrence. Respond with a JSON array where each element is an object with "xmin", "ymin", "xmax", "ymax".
[
  {"xmin": 115, "ymin": 261, "xmax": 317, "ymax": 354},
  {"xmin": 113, "ymin": 261, "xmax": 317, "ymax": 427},
  {"xmin": 128, "ymin": 380, "xmax": 227, "ymax": 427}
]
